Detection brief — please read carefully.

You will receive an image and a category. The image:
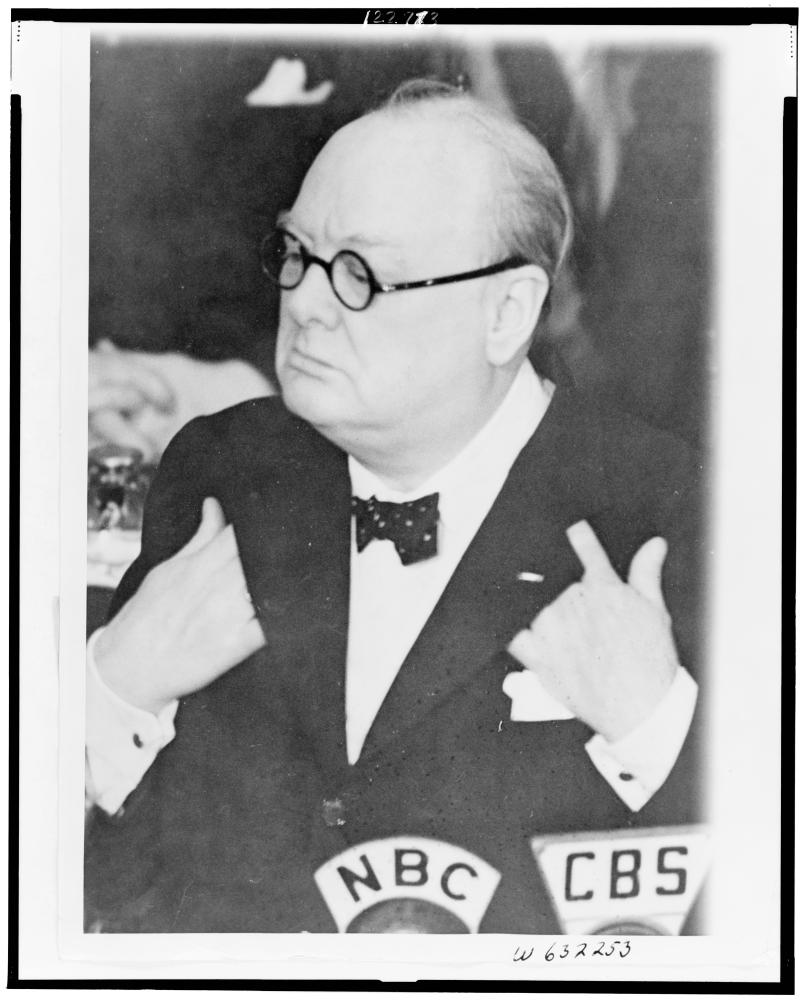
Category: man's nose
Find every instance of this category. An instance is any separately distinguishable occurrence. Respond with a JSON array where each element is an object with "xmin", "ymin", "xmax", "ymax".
[{"xmin": 283, "ymin": 259, "xmax": 340, "ymax": 329}]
